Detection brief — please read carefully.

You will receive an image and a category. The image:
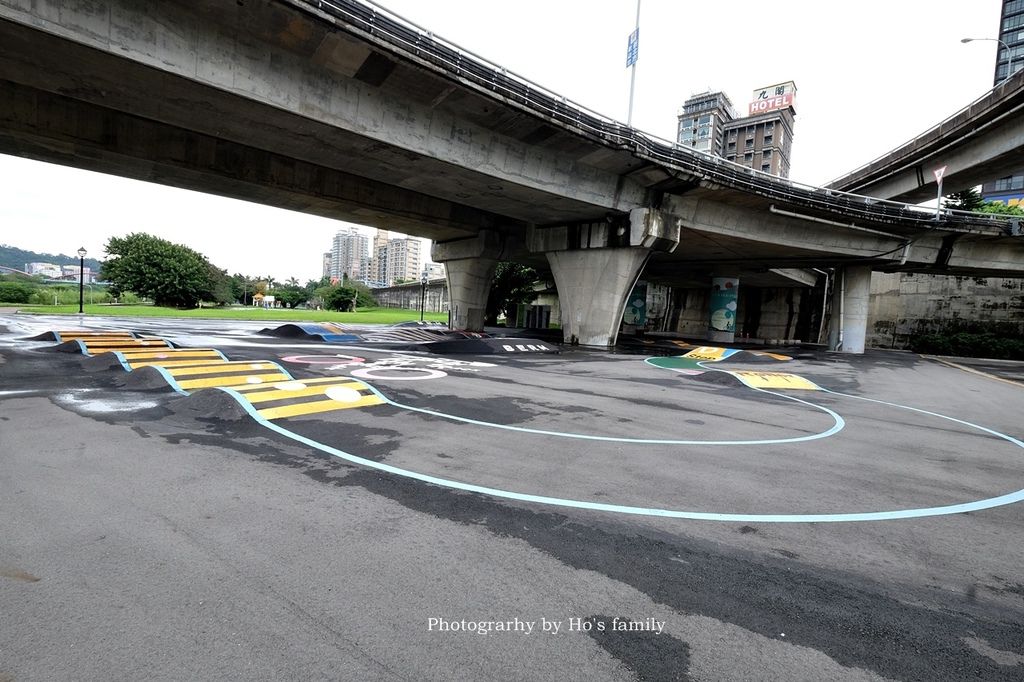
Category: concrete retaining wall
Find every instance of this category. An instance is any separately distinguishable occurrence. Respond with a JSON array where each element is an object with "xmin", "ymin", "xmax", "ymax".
[{"xmin": 867, "ymin": 273, "xmax": 1024, "ymax": 348}]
